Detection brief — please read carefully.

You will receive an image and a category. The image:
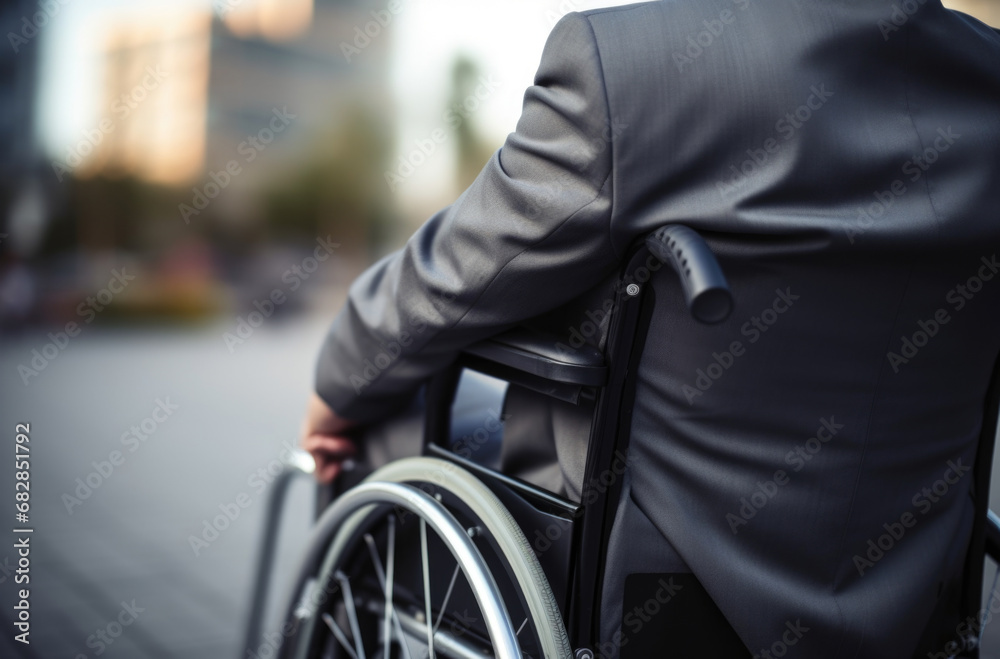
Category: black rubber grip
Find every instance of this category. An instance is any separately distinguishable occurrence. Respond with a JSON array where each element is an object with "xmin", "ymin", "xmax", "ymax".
[{"xmin": 645, "ymin": 225, "xmax": 733, "ymax": 324}]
